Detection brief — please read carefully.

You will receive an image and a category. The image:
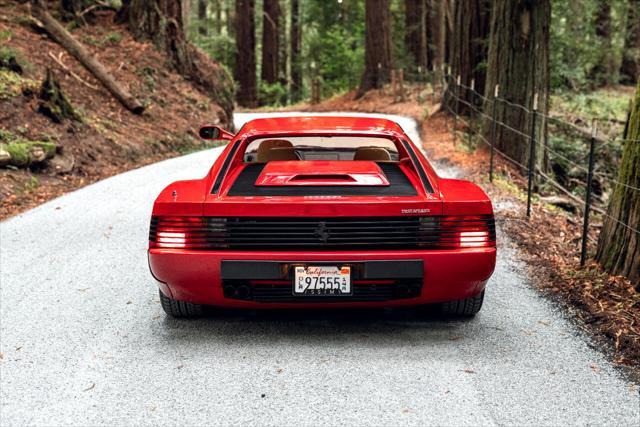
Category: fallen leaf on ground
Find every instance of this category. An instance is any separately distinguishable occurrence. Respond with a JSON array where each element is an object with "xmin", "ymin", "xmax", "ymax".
[
  {"xmin": 460, "ymin": 369, "xmax": 475, "ymax": 374},
  {"xmin": 83, "ymin": 382, "xmax": 95, "ymax": 391}
]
